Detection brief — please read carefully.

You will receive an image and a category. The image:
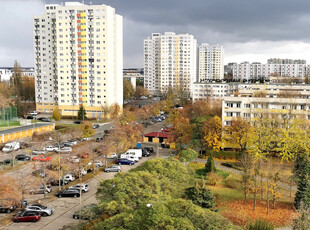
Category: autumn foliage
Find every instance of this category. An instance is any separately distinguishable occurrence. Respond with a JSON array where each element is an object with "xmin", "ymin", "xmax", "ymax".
[{"xmin": 221, "ymin": 200, "xmax": 297, "ymax": 227}]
